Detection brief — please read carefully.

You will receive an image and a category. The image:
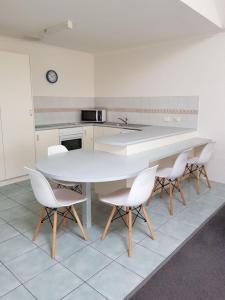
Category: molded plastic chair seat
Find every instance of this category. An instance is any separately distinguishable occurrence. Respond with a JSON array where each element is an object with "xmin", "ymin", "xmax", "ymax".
[
  {"xmin": 98, "ymin": 166, "xmax": 158, "ymax": 257},
  {"xmin": 184, "ymin": 142, "xmax": 214, "ymax": 194},
  {"xmin": 48, "ymin": 145, "xmax": 82, "ymax": 193},
  {"xmin": 99, "ymin": 188, "xmax": 130, "ymax": 206},
  {"xmin": 53, "ymin": 189, "xmax": 86, "ymax": 208},
  {"xmin": 156, "ymin": 168, "xmax": 173, "ymax": 179},
  {"xmin": 25, "ymin": 167, "xmax": 88, "ymax": 258},
  {"xmin": 150, "ymin": 150, "xmax": 190, "ymax": 215}
]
